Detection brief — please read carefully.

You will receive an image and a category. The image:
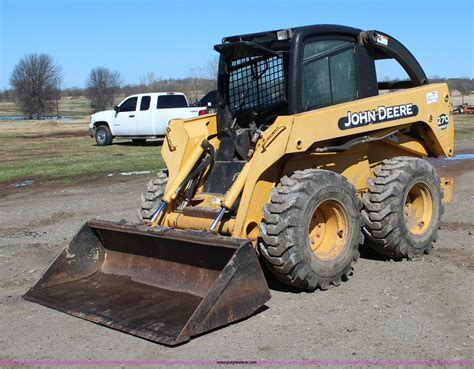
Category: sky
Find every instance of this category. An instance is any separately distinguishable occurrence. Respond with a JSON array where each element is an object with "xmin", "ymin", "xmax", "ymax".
[{"xmin": 0, "ymin": 0, "xmax": 473, "ymax": 89}]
